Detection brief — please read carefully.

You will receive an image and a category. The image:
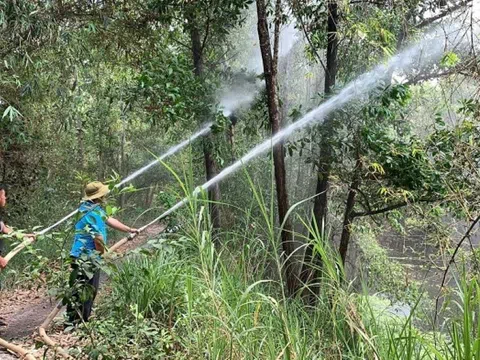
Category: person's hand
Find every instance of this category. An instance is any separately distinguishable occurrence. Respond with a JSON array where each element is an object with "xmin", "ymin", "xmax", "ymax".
[
  {"xmin": 26, "ymin": 233, "xmax": 36, "ymax": 241},
  {"xmin": 0, "ymin": 256, "xmax": 8, "ymax": 269},
  {"xmin": 129, "ymin": 228, "xmax": 139, "ymax": 234}
]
